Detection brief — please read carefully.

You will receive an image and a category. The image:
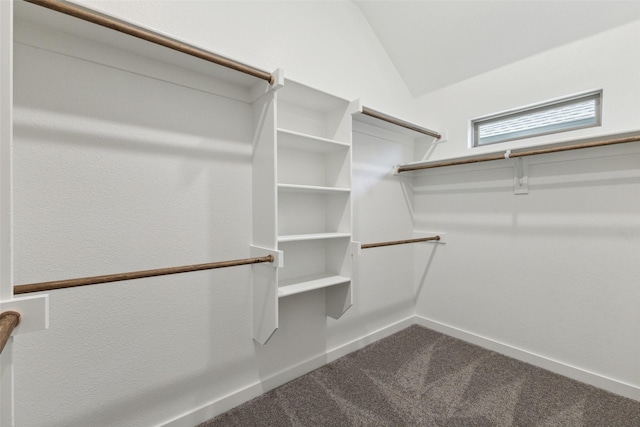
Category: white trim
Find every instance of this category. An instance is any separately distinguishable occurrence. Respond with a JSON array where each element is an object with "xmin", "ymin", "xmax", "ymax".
[
  {"xmin": 160, "ymin": 382, "xmax": 263, "ymax": 427},
  {"xmin": 160, "ymin": 316, "xmax": 415, "ymax": 426},
  {"xmin": 161, "ymin": 314, "xmax": 640, "ymax": 425},
  {"xmin": 471, "ymin": 88, "xmax": 604, "ymax": 125},
  {"xmin": 0, "ymin": 1, "xmax": 14, "ymax": 425},
  {"xmin": 326, "ymin": 316, "xmax": 416, "ymax": 363},
  {"xmin": 0, "ymin": 0, "xmax": 14, "ymax": 304},
  {"xmin": 469, "ymin": 89, "xmax": 603, "ymax": 148},
  {"xmin": 414, "ymin": 315, "xmax": 640, "ymax": 401}
]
